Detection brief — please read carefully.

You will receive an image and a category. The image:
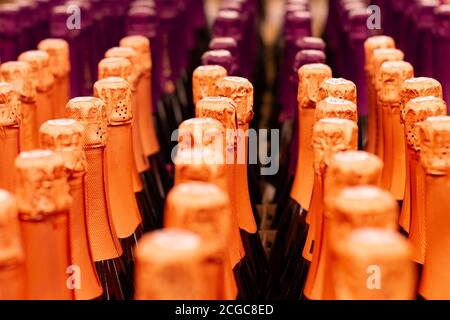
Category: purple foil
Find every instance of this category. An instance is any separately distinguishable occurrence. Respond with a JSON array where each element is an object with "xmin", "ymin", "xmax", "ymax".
[
  {"xmin": 201, "ymin": 49, "xmax": 233, "ymax": 75},
  {"xmin": 209, "ymin": 37, "xmax": 240, "ymax": 75},
  {"xmin": 433, "ymin": 4, "xmax": 450, "ymax": 112},
  {"xmin": 415, "ymin": 0, "xmax": 438, "ymax": 77},
  {"xmin": 0, "ymin": 4, "xmax": 22, "ymax": 62}
]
